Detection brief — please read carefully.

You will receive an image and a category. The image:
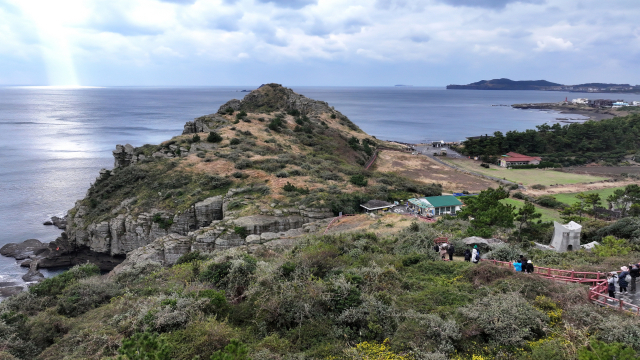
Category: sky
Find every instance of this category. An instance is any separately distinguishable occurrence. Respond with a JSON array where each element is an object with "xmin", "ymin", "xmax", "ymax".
[{"xmin": 0, "ymin": 0, "xmax": 639, "ymax": 86}]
